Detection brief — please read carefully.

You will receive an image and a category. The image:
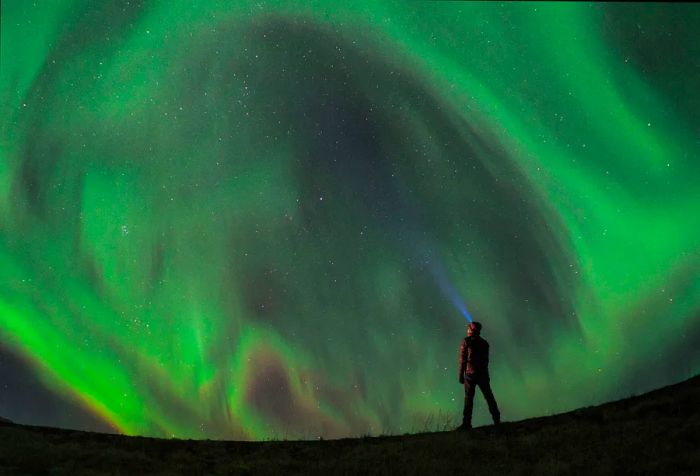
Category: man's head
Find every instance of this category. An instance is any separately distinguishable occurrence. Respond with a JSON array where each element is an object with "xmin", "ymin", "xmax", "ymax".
[{"xmin": 467, "ymin": 321, "xmax": 482, "ymax": 337}]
